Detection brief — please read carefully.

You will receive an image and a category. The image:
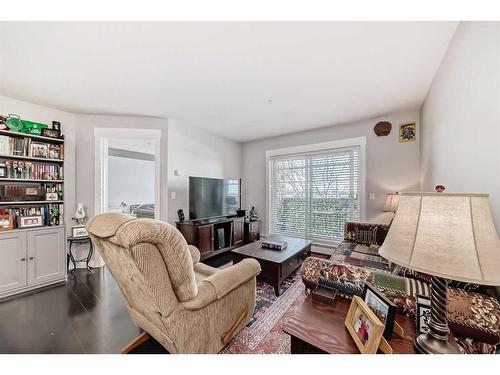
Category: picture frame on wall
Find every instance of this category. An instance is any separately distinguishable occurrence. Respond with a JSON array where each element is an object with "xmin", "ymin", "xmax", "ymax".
[
  {"xmin": 399, "ymin": 122, "xmax": 416, "ymax": 142},
  {"xmin": 344, "ymin": 296, "xmax": 385, "ymax": 354},
  {"xmin": 71, "ymin": 225, "xmax": 89, "ymax": 238},
  {"xmin": 362, "ymin": 282, "xmax": 397, "ymax": 339}
]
